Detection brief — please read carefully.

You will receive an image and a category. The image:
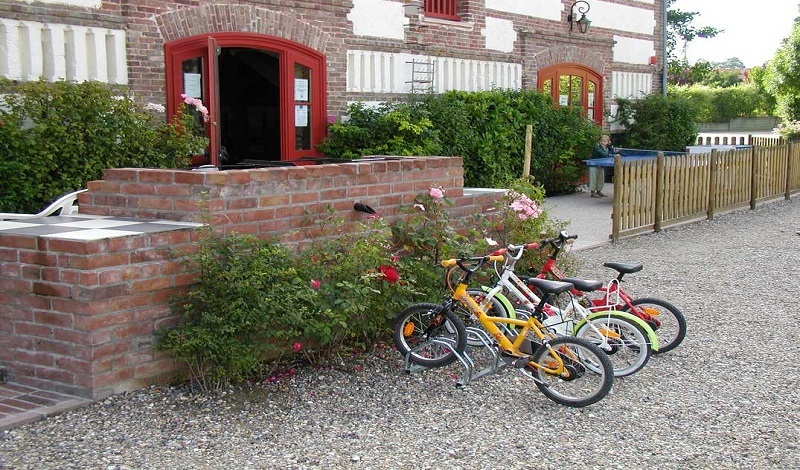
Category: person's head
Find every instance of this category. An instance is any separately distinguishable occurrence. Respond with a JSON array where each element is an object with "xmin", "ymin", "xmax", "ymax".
[{"xmin": 599, "ymin": 135, "xmax": 611, "ymax": 146}]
